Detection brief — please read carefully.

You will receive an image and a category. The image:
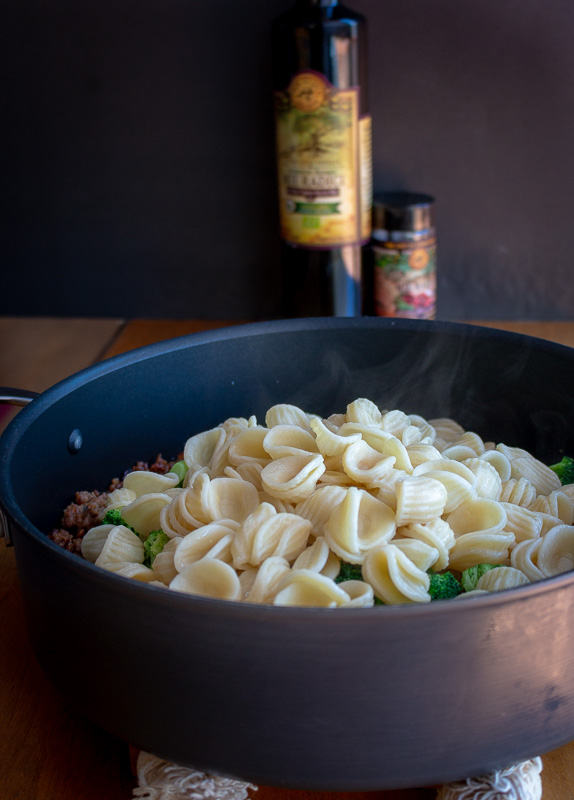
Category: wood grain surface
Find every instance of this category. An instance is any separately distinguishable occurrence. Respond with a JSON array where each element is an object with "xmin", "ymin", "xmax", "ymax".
[{"xmin": 2, "ymin": 317, "xmax": 574, "ymax": 799}]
